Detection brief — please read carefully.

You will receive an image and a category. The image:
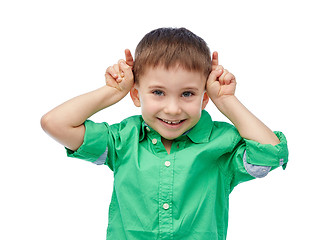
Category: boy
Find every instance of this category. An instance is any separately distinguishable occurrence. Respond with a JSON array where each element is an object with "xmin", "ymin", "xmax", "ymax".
[{"xmin": 41, "ymin": 27, "xmax": 288, "ymax": 240}]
